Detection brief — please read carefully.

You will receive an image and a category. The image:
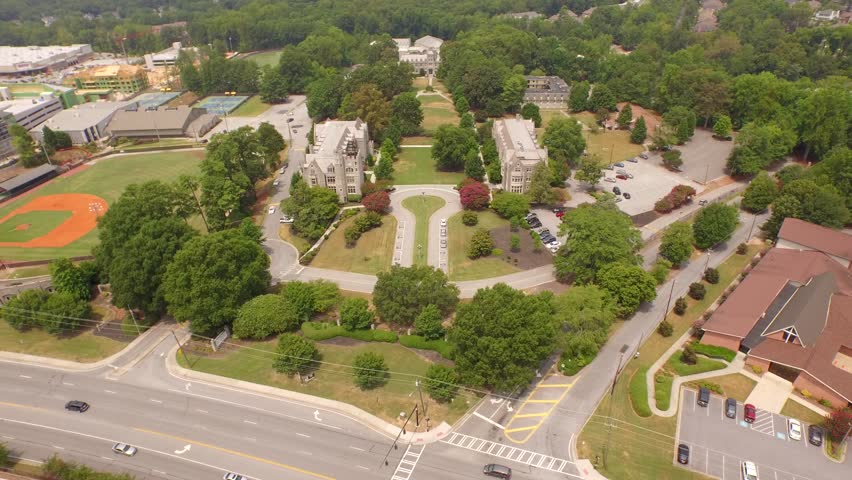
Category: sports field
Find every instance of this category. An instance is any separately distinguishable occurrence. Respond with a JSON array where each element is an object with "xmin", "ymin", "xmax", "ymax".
[
  {"xmin": 0, "ymin": 151, "xmax": 203, "ymax": 261},
  {"xmin": 244, "ymin": 50, "xmax": 281, "ymax": 67},
  {"xmin": 195, "ymin": 95, "xmax": 250, "ymax": 115},
  {"xmin": 134, "ymin": 92, "xmax": 181, "ymax": 109}
]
